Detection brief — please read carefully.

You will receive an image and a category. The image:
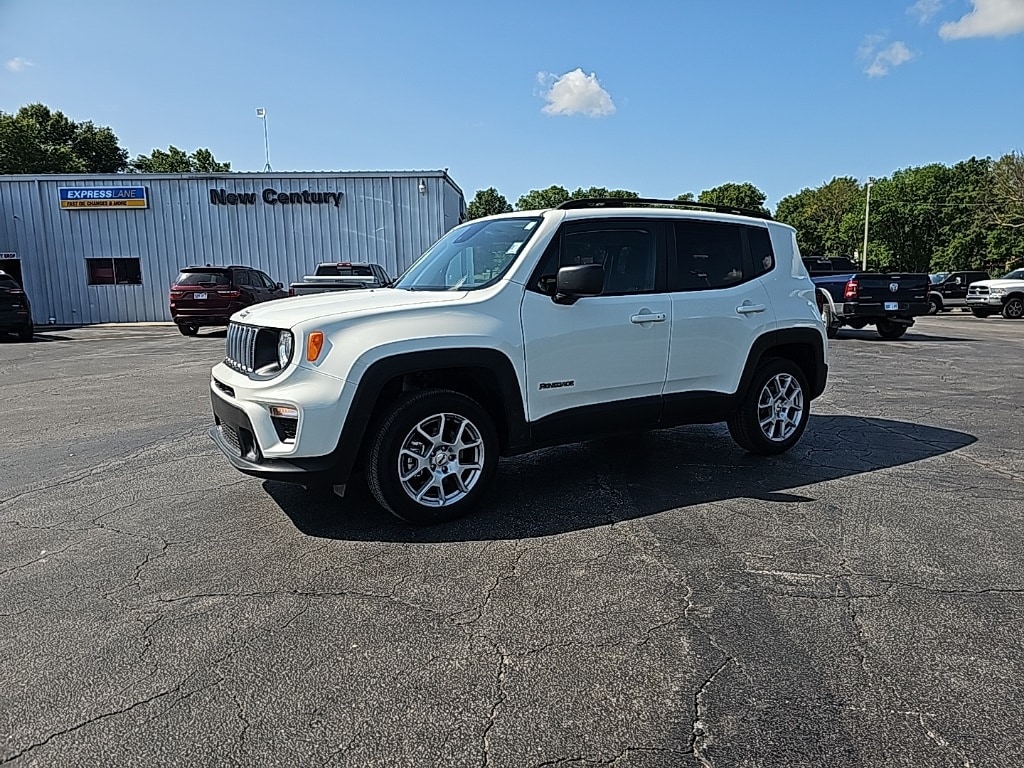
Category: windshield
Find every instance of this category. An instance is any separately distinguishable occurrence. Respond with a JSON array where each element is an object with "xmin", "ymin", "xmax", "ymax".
[
  {"xmin": 394, "ymin": 217, "xmax": 542, "ymax": 291},
  {"xmin": 175, "ymin": 271, "xmax": 230, "ymax": 286},
  {"xmin": 1002, "ymin": 268, "xmax": 1024, "ymax": 280},
  {"xmin": 929, "ymin": 272, "xmax": 949, "ymax": 284}
]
